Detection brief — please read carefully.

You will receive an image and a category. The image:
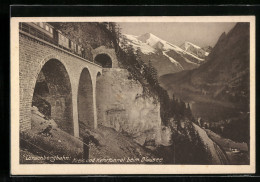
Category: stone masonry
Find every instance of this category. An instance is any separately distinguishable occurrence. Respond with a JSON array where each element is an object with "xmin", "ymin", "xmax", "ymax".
[
  {"xmin": 19, "ymin": 31, "xmax": 102, "ymax": 137},
  {"xmin": 92, "ymin": 46, "xmax": 119, "ymax": 68},
  {"xmin": 20, "ymin": 30, "xmax": 162, "ymax": 144}
]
